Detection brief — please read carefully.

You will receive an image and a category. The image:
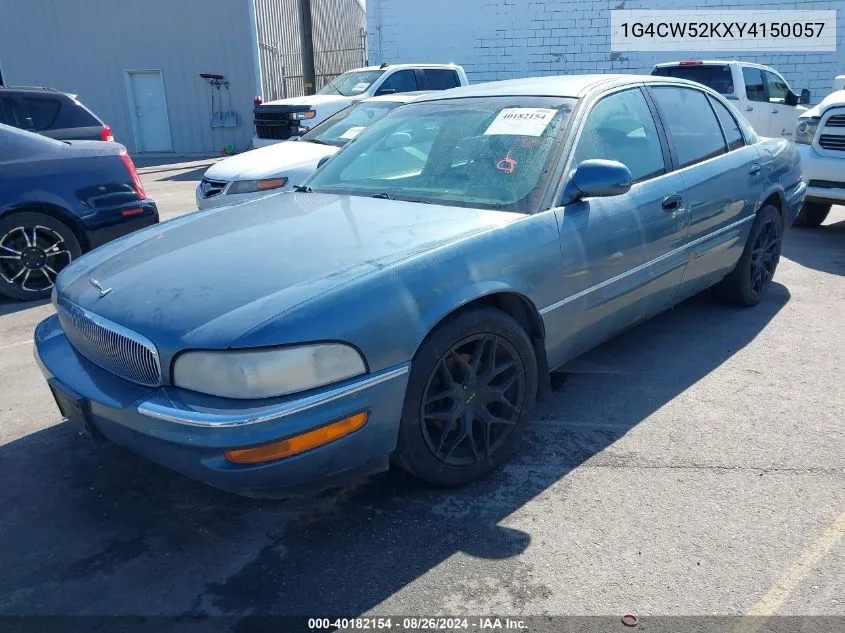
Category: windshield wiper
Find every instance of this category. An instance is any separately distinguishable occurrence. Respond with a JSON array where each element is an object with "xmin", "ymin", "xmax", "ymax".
[
  {"xmin": 305, "ymin": 138, "xmax": 330, "ymax": 146},
  {"xmin": 371, "ymin": 192, "xmax": 393, "ymax": 200},
  {"xmin": 293, "ymin": 185, "xmax": 313, "ymax": 193}
]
